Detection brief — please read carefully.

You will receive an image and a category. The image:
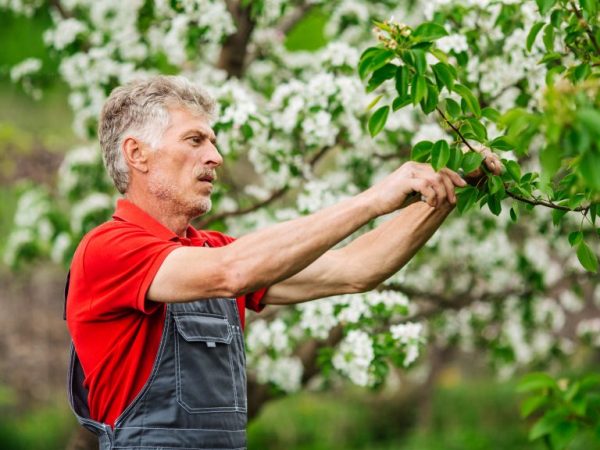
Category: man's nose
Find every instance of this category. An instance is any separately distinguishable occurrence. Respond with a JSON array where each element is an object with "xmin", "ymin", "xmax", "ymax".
[{"xmin": 205, "ymin": 142, "xmax": 223, "ymax": 168}]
